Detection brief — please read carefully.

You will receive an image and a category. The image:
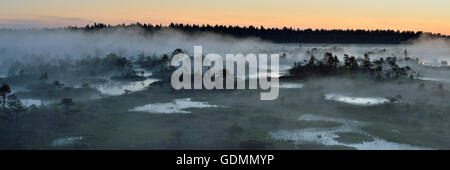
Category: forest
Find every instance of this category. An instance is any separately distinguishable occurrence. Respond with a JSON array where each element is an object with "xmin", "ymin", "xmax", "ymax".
[
  {"xmin": 62, "ymin": 23, "xmax": 450, "ymax": 44},
  {"xmin": 287, "ymin": 52, "xmax": 416, "ymax": 80}
]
